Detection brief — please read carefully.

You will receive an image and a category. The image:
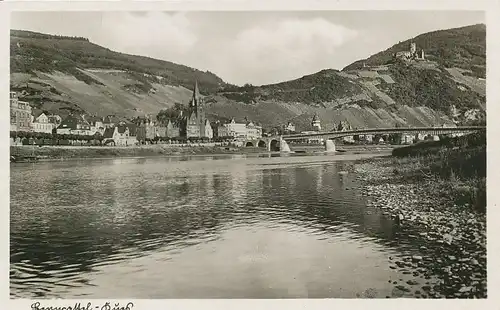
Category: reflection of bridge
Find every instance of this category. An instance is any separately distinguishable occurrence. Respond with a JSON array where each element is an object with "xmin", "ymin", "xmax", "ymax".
[{"xmin": 244, "ymin": 126, "xmax": 486, "ymax": 153}]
